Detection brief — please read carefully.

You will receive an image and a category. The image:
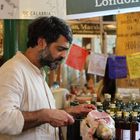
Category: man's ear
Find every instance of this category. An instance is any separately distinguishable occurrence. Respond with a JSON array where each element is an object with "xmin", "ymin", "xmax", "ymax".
[{"xmin": 37, "ymin": 38, "xmax": 47, "ymax": 49}]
